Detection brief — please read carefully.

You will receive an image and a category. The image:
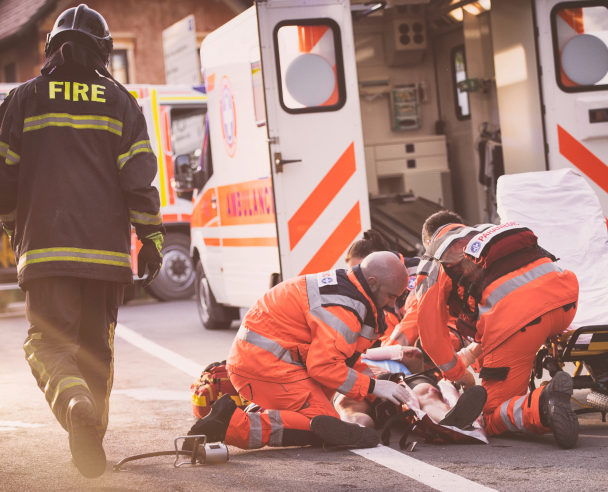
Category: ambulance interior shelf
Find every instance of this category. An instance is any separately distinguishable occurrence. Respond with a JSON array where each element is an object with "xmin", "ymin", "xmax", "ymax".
[{"xmin": 369, "ymin": 193, "xmax": 446, "ymax": 257}]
